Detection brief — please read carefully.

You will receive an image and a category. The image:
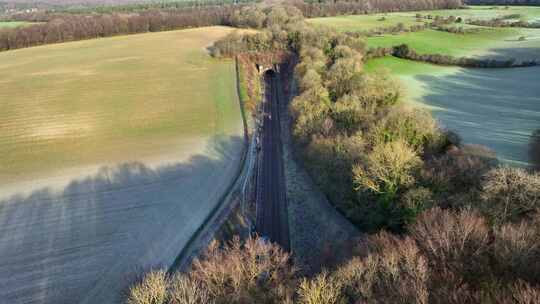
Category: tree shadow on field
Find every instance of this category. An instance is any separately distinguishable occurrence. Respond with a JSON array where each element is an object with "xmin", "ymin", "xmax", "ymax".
[
  {"xmin": 415, "ymin": 63, "xmax": 540, "ymax": 166},
  {"xmin": 0, "ymin": 135, "xmax": 244, "ymax": 304},
  {"xmin": 477, "ymin": 46, "xmax": 540, "ymax": 62}
]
